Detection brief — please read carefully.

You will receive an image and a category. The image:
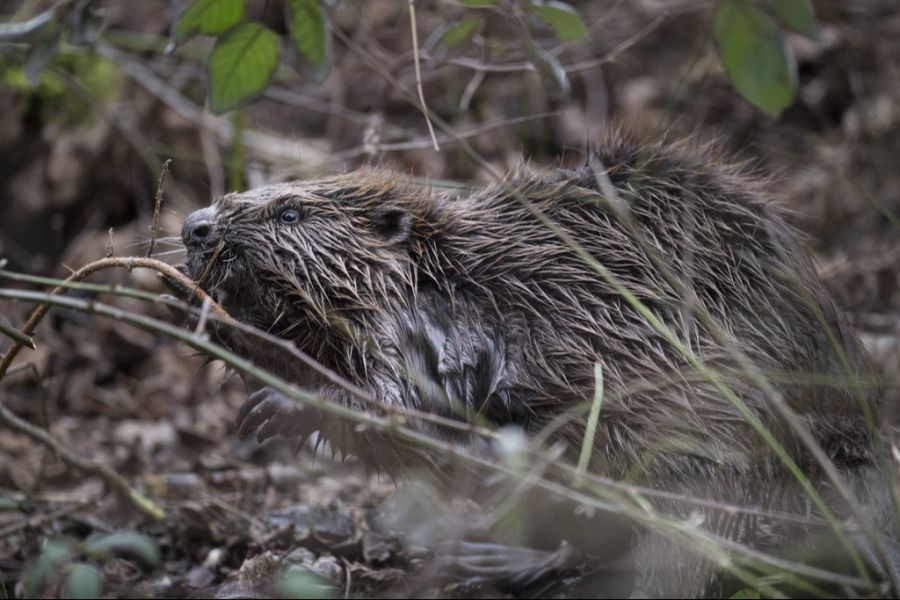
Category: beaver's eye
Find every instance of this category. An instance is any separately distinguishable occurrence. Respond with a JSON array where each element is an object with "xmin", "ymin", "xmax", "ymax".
[{"xmin": 280, "ymin": 208, "xmax": 301, "ymax": 224}]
